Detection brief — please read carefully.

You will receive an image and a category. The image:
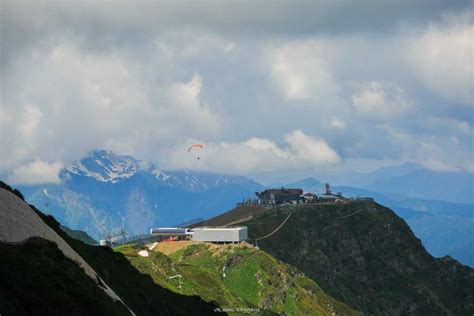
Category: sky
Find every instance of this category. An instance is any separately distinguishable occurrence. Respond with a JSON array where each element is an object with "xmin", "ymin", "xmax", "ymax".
[{"xmin": 1, "ymin": 1, "xmax": 473, "ymax": 184}]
